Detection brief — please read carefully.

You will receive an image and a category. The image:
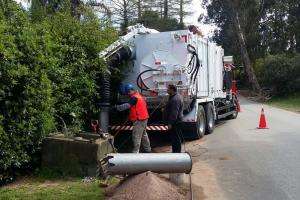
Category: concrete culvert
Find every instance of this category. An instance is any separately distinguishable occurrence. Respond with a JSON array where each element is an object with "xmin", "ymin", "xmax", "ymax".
[{"xmin": 104, "ymin": 153, "xmax": 192, "ymax": 175}]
